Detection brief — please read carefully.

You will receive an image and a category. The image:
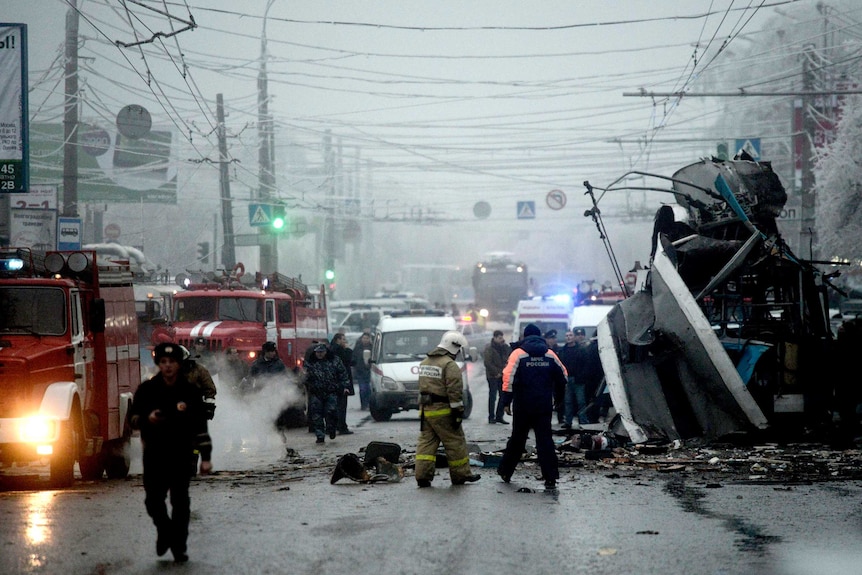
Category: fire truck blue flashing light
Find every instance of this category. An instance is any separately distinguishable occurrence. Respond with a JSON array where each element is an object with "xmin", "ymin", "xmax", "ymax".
[{"xmin": 1, "ymin": 258, "xmax": 24, "ymax": 272}]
